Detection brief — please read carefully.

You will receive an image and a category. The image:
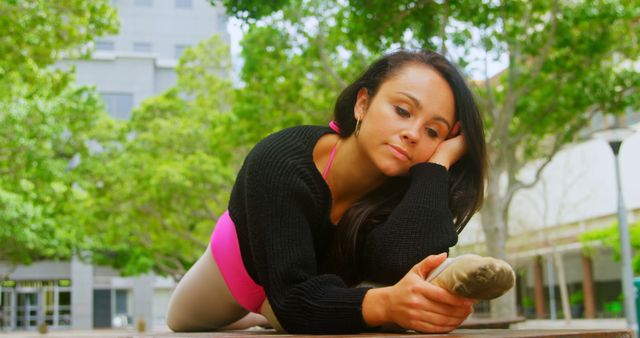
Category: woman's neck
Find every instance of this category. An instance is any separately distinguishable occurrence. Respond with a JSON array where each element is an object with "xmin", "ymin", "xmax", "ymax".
[{"xmin": 320, "ymin": 134, "xmax": 387, "ymax": 205}]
